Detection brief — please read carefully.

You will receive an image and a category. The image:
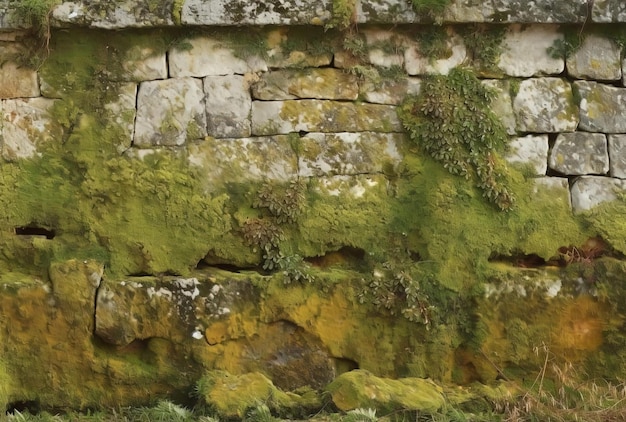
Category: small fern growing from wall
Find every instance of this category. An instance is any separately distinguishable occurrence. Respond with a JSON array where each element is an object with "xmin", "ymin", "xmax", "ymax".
[{"xmin": 398, "ymin": 67, "xmax": 514, "ymax": 210}]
